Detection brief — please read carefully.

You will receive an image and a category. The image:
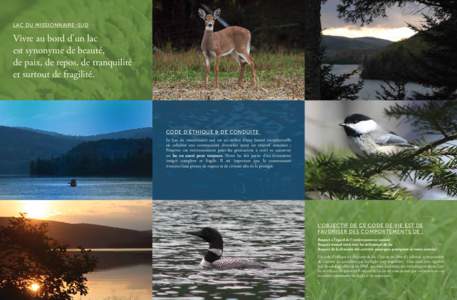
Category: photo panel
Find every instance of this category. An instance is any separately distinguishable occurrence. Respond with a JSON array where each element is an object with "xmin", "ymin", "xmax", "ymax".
[
  {"xmin": 305, "ymin": 0, "xmax": 457, "ymax": 100},
  {"xmin": 153, "ymin": 0, "xmax": 304, "ymax": 100},
  {"xmin": 305, "ymin": 100, "xmax": 457, "ymax": 200},
  {"xmin": 0, "ymin": 200, "xmax": 152, "ymax": 300},
  {"xmin": 0, "ymin": 100, "xmax": 152, "ymax": 200},
  {"xmin": 153, "ymin": 199, "xmax": 304, "ymax": 299}
]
